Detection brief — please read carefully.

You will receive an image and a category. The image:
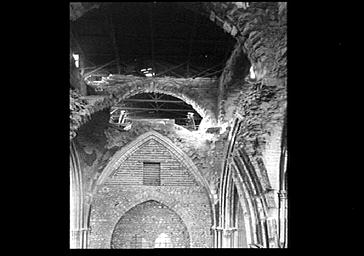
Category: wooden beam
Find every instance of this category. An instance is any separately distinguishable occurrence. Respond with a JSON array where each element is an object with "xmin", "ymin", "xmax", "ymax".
[
  {"xmin": 192, "ymin": 63, "xmax": 223, "ymax": 78},
  {"xmin": 200, "ymin": 68, "xmax": 225, "ymax": 78},
  {"xmin": 155, "ymin": 61, "xmax": 189, "ymax": 77},
  {"xmin": 121, "ymin": 99, "xmax": 185, "ymax": 104},
  {"xmin": 83, "ymin": 60, "xmax": 116, "ymax": 78},
  {"xmin": 113, "ymin": 107, "xmax": 194, "ymax": 112}
]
